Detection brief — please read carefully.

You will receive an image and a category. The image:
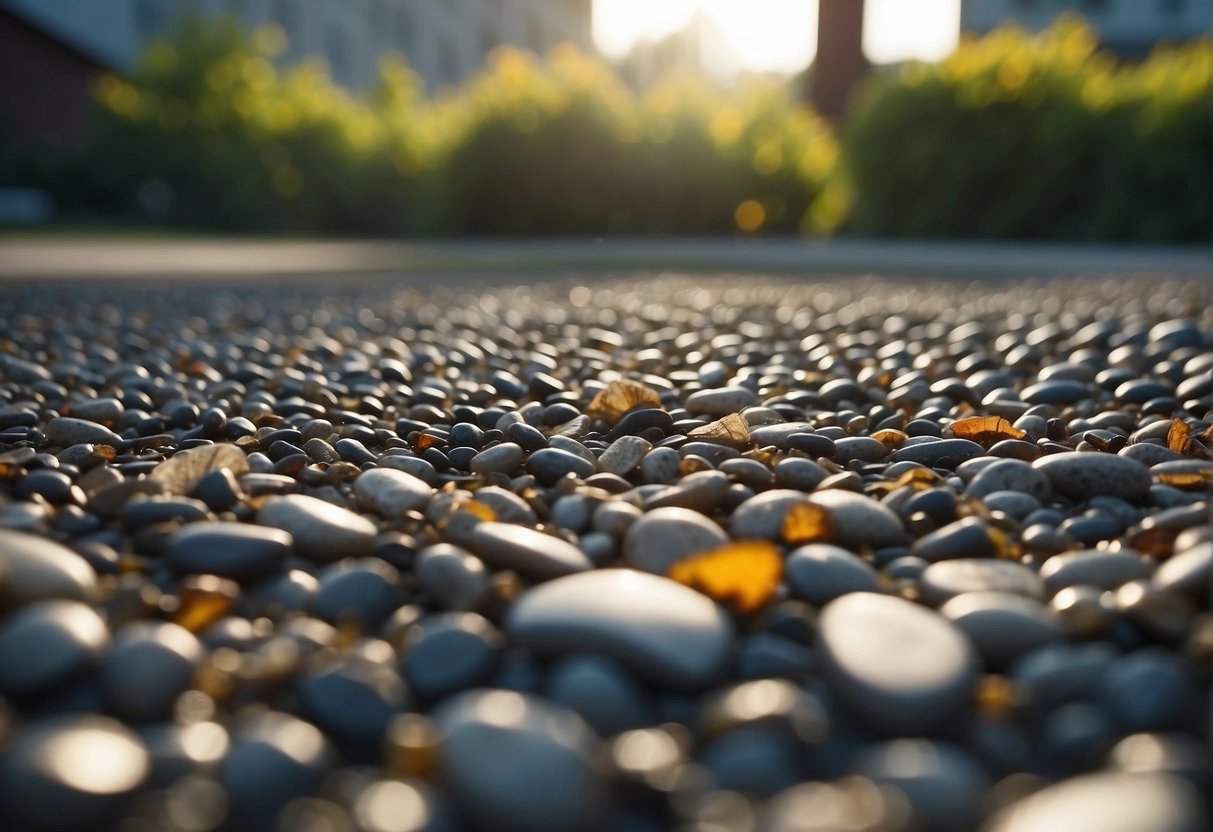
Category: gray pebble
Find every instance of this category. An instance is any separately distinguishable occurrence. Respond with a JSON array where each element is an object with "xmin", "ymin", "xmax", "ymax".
[
  {"xmin": 941, "ymin": 592, "xmax": 1063, "ymax": 669},
  {"xmin": 0, "ymin": 600, "xmax": 109, "ymax": 697},
  {"xmin": 354, "ymin": 467, "xmax": 433, "ymax": 516},
  {"xmin": 469, "ymin": 442, "xmax": 524, "ymax": 476},
  {"xmin": 623, "ymin": 507, "xmax": 728, "ymax": 574},
  {"xmin": 1034, "ymin": 452, "xmax": 1151, "ymax": 501},
  {"xmin": 806, "ymin": 490, "xmax": 909, "ymax": 549},
  {"xmin": 984, "ymin": 772, "xmax": 1205, "ymax": 832},
  {"xmin": 166, "ymin": 521, "xmax": 292, "ymax": 581},
  {"xmin": 99, "ymin": 621, "xmax": 205, "ymax": 722},
  {"xmin": 468, "ymin": 522, "xmax": 593, "ymax": 579},
  {"xmin": 785, "ymin": 543, "xmax": 879, "ymax": 605},
  {"xmin": 44, "ymin": 416, "xmax": 123, "ymax": 448},
  {"xmin": 685, "ymin": 386, "xmax": 757, "ymax": 415},
  {"xmin": 966, "ymin": 459, "xmax": 1053, "ymax": 500},
  {"xmin": 257, "ymin": 494, "xmax": 377, "ymax": 562},
  {"xmin": 1039, "ymin": 548, "xmax": 1153, "ymax": 592}
]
